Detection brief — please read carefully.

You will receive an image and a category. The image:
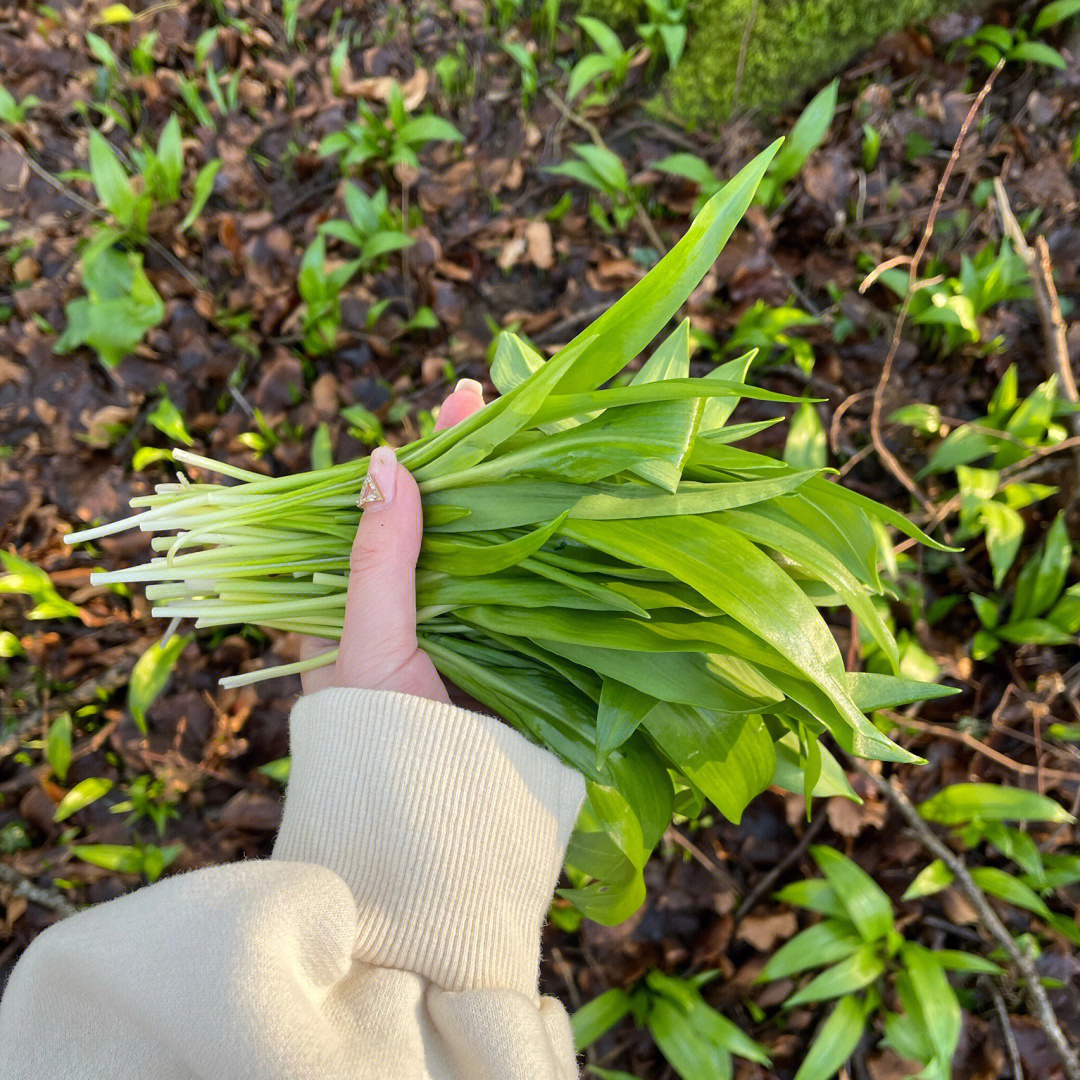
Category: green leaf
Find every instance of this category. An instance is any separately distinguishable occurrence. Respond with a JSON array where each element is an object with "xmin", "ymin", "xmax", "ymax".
[
  {"xmin": 786, "ymin": 945, "xmax": 885, "ymax": 1007},
  {"xmin": 901, "ymin": 944, "xmax": 961, "ymax": 1065},
  {"xmin": 934, "ymin": 949, "xmax": 1003, "ymax": 975},
  {"xmin": 918, "ymin": 783, "xmax": 1075, "ymax": 825},
  {"xmin": 99, "ymin": 3, "xmax": 135, "ymax": 23},
  {"xmin": 572, "ymin": 987, "xmax": 634, "ymax": 1049},
  {"xmin": 783, "ymin": 401, "xmax": 826, "ymax": 470},
  {"xmin": 1034, "ymin": 0, "xmax": 1080, "ymax": 32},
  {"xmin": 758, "ymin": 920, "xmax": 863, "ymax": 981},
  {"xmin": 652, "ymin": 153, "xmax": 721, "ymax": 194},
  {"xmin": 810, "ymin": 846, "xmax": 894, "ymax": 942},
  {"xmin": 647, "ymin": 996, "xmax": 731, "ymax": 1080},
  {"xmin": 1015, "ymin": 513, "xmax": 1072, "ymax": 621},
  {"xmin": 1007, "ymin": 40, "xmax": 1067, "ymax": 68},
  {"xmin": 846, "ymin": 671, "xmax": 957, "ymax": 712},
  {"xmin": 54, "ymin": 777, "xmax": 114, "ymax": 822},
  {"xmin": 979, "ymin": 500, "xmax": 1024, "ymax": 589},
  {"xmin": 128, "ymin": 634, "xmax": 191, "ymax": 732},
  {"xmin": 148, "ymin": 397, "xmax": 194, "ymax": 447},
  {"xmin": 576, "ymin": 15, "xmax": 626, "ymax": 59},
  {"xmin": 71, "ymin": 843, "xmax": 145, "ymax": 874},
  {"xmin": 396, "ymin": 114, "xmax": 462, "ymax": 147},
  {"xmin": 597, "ymin": 680, "xmax": 656, "ymax": 765},
  {"xmin": 794, "ymin": 995, "xmax": 869, "ymax": 1080},
  {"xmin": 773, "ymin": 879, "xmax": 848, "ymax": 920},
  {"xmin": 902, "ymin": 859, "xmax": 954, "ymax": 900},
  {"xmin": 180, "ymin": 158, "xmax": 222, "ymax": 232},
  {"xmin": 46, "ymin": 712, "xmax": 73, "ymax": 783},
  {"xmin": 88, "ymin": 131, "xmax": 134, "ymax": 225},
  {"xmin": 970, "ymin": 866, "xmax": 1053, "ymax": 918}
]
